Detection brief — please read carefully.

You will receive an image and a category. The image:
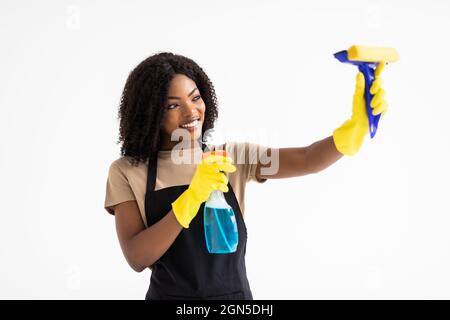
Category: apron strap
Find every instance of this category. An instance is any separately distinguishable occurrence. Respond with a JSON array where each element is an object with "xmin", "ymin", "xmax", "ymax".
[{"xmin": 146, "ymin": 155, "xmax": 157, "ymax": 193}]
